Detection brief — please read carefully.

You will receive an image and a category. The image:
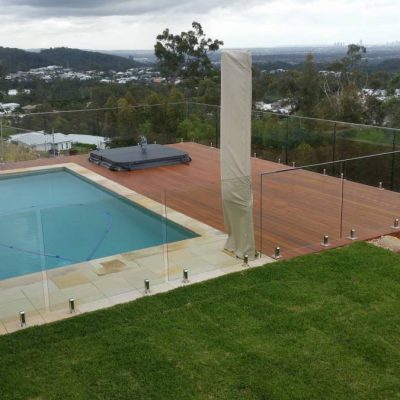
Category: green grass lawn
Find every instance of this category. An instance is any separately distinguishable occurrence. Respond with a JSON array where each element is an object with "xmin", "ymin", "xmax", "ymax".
[{"xmin": 1, "ymin": 242, "xmax": 400, "ymax": 399}]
